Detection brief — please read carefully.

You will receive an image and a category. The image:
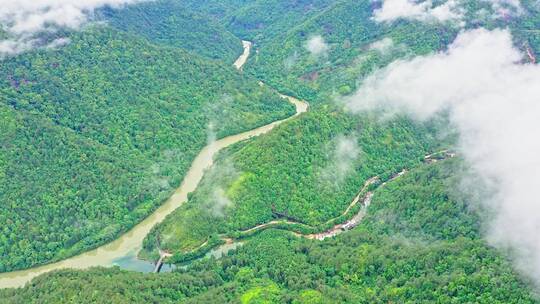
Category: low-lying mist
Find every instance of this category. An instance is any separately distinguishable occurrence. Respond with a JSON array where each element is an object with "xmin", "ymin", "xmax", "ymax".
[{"xmin": 319, "ymin": 134, "xmax": 361, "ymax": 188}]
